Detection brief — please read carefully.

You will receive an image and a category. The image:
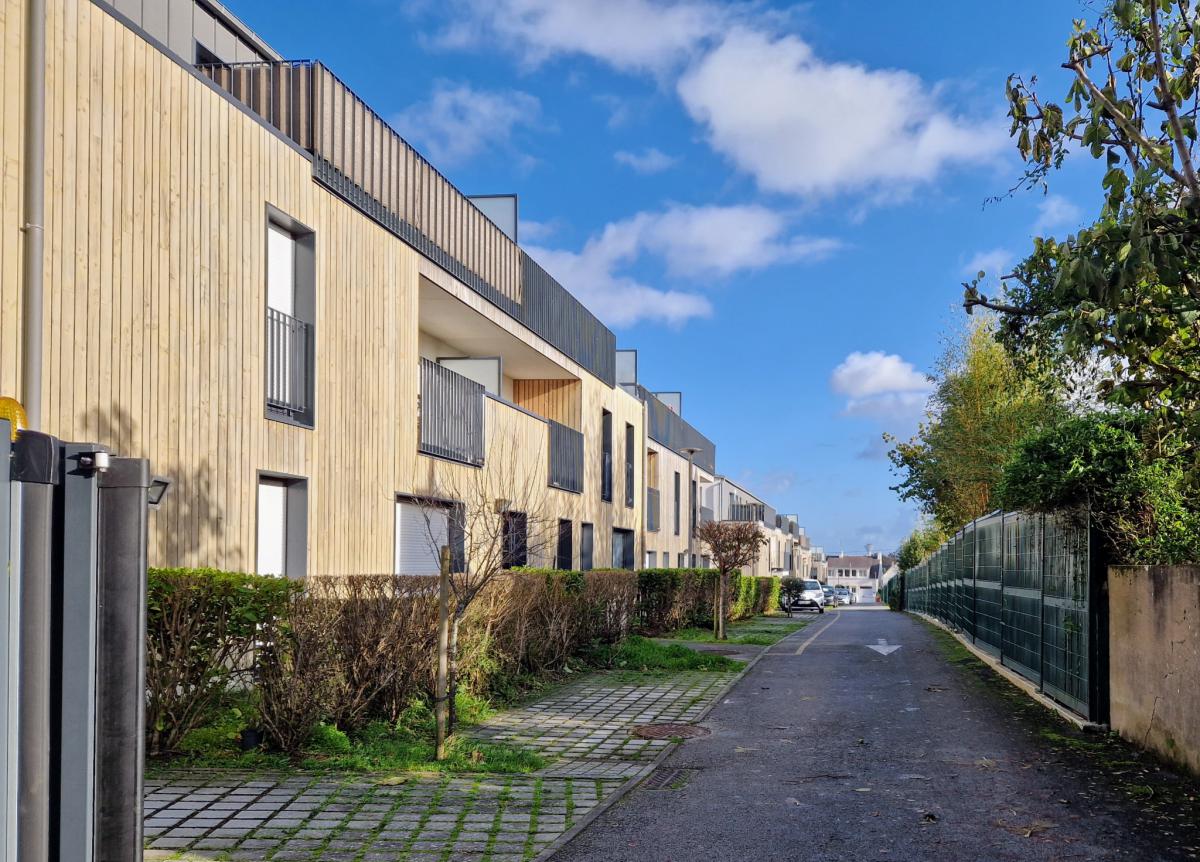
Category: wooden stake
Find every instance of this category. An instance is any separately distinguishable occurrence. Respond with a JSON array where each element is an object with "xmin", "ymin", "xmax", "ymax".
[{"xmin": 435, "ymin": 544, "xmax": 450, "ymax": 761}]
